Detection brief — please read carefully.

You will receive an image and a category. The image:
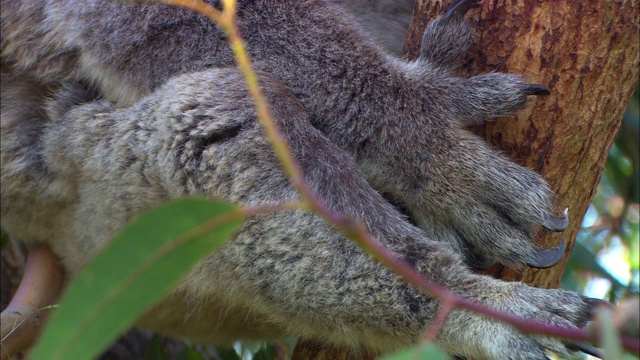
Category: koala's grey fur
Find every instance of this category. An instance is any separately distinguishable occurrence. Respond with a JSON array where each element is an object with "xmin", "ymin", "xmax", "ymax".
[
  {"xmin": 1, "ymin": 0, "xmax": 593, "ymax": 358},
  {"xmin": 2, "ymin": 0, "xmax": 565, "ymax": 268},
  {"xmin": 329, "ymin": 0, "xmax": 414, "ymax": 54}
]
